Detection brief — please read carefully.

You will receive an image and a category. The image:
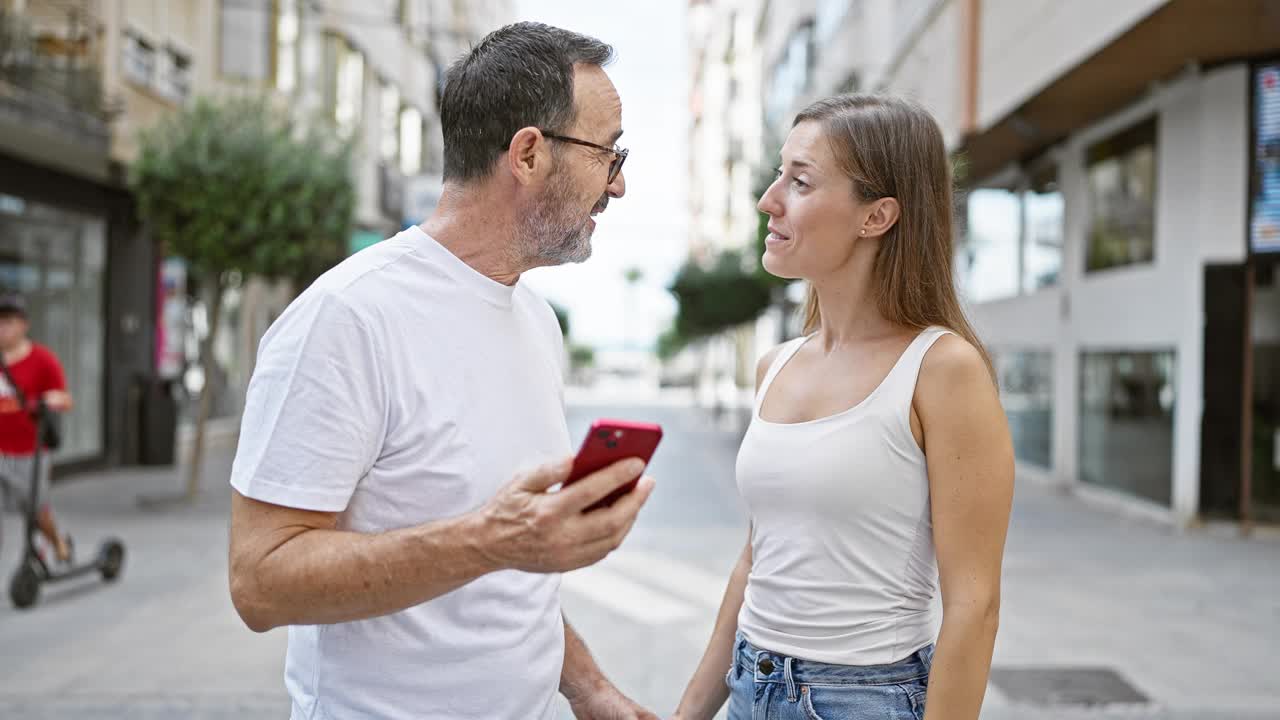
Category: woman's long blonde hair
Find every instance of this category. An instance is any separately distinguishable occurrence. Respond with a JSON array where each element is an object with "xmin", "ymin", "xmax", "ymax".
[{"xmin": 795, "ymin": 94, "xmax": 994, "ymax": 381}]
